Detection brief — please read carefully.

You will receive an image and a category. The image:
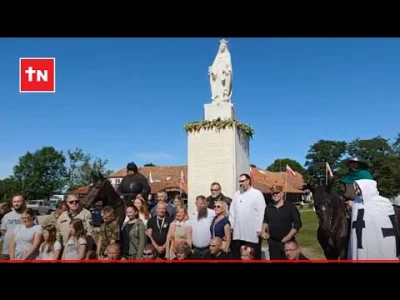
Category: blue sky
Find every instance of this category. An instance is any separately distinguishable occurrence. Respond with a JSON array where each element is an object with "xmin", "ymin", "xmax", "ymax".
[{"xmin": 0, "ymin": 38, "xmax": 399, "ymax": 178}]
